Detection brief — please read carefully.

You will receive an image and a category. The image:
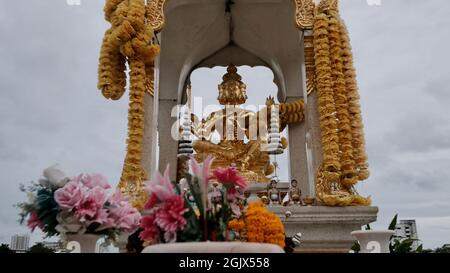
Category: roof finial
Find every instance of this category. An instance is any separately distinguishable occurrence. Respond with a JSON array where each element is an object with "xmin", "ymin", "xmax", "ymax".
[{"xmin": 217, "ymin": 65, "xmax": 248, "ymax": 105}]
